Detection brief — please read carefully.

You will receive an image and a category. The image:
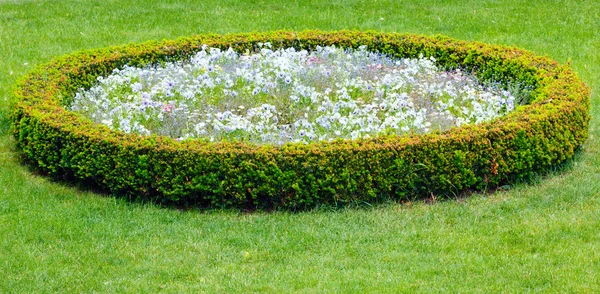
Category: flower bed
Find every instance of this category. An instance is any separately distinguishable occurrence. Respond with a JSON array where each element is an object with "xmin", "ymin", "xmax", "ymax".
[
  {"xmin": 71, "ymin": 45, "xmax": 517, "ymax": 144},
  {"xmin": 10, "ymin": 31, "xmax": 590, "ymax": 210}
]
